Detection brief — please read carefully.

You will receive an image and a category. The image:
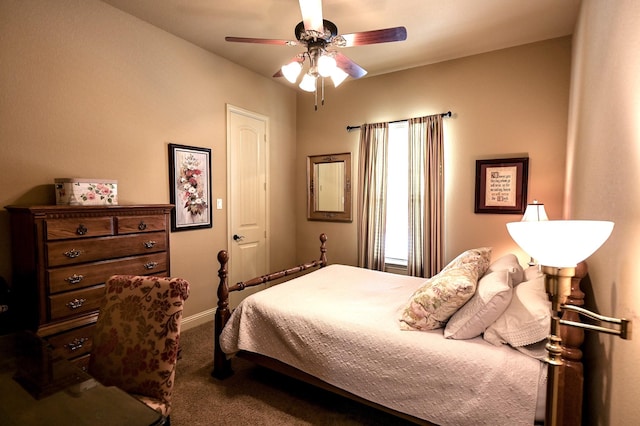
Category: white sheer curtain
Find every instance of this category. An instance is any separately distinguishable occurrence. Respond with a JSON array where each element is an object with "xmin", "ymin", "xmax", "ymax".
[
  {"xmin": 408, "ymin": 115, "xmax": 444, "ymax": 277},
  {"xmin": 357, "ymin": 123, "xmax": 388, "ymax": 270}
]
